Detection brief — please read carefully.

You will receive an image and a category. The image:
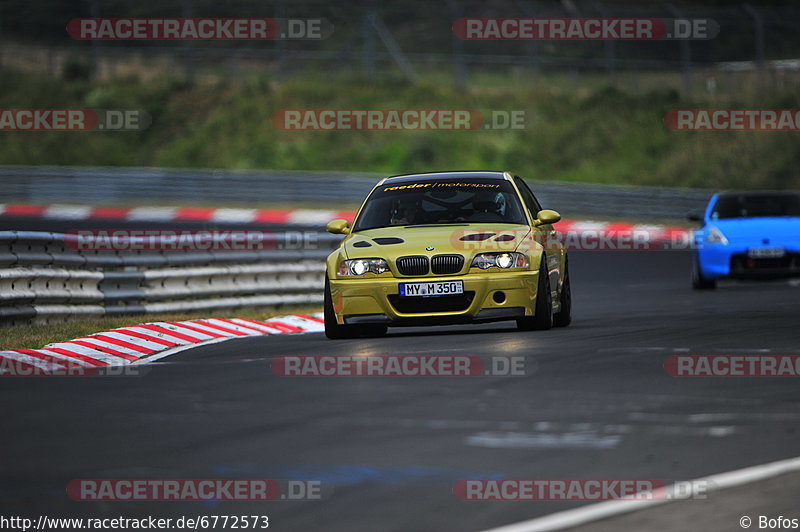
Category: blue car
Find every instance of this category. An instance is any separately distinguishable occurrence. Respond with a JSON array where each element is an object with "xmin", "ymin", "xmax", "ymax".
[{"xmin": 690, "ymin": 192, "xmax": 800, "ymax": 289}]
